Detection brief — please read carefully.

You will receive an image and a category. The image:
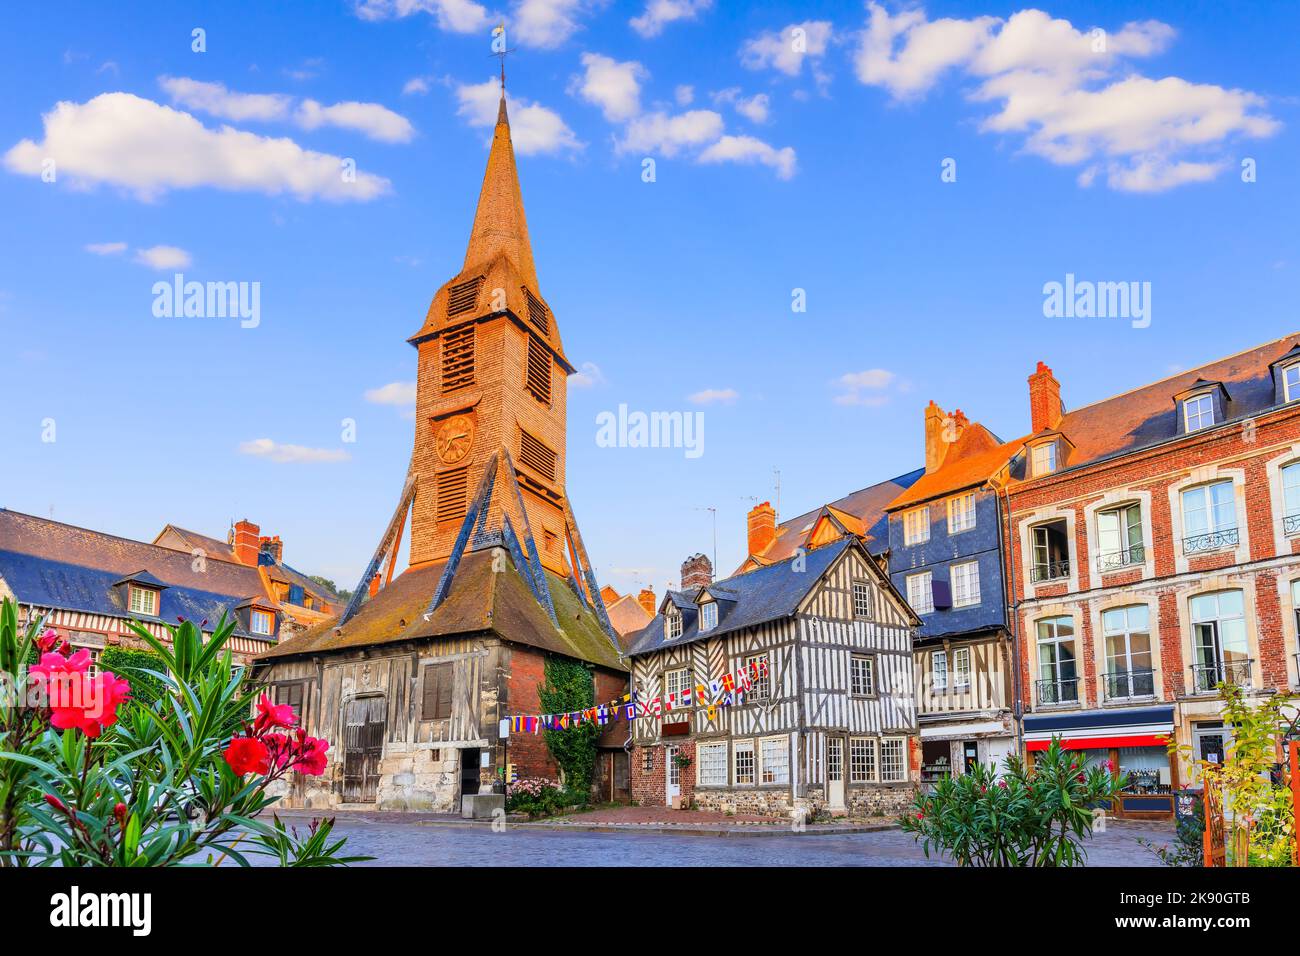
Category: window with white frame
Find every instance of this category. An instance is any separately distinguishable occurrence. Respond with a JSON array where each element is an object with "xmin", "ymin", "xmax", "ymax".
[
  {"xmin": 1285, "ymin": 364, "xmax": 1300, "ymax": 403},
  {"xmin": 663, "ymin": 668, "xmax": 688, "ymax": 698},
  {"xmin": 1283, "ymin": 462, "xmax": 1300, "ymax": 527},
  {"xmin": 665, "ymin": 609, "xmax": 682, "ymax": 640},
  {"xmin": 932, "ymin": 650, "xmax": 948, "ymax": 691},
  {"xmin": 907, "ymin": 571, "xmax": 934, "ymax": 615},
  {"xmin": 903, "ymin": 506, "xmax": 930, "ymax": 545},
  {"xmin": 850, "ymin": 654, "xmax": 875, "ymax": 696},
  {"xmin": 760, "ymin": 736, "xmax": 789, "ymax": 785},
  {"xmin": 953, "ymin": 647, "xmax": 972, "ymax": 688},
  {"xmin": 697, "ymin": 742, "xmax": 727, "ymax": 786},
  {"xmin": 1030, "ymin": 441, "xmax": 1057, "ymax": 476},
  {"xmin": 1036, "ymin": 615, "xmax": 1078, "ymax": 704},
  {"xmin": 733, "ymin": 739, "xmax": 756, "ymax": 785},
  {"xmin": 852, "ymin": 581, "xmax": 872, "ymax": 618},
  {"xmin": 880, "ymin": 737, "xmax": 907, "ymax": 782},
  {"xmin": 951, "ymin": 560, "xmax": 980, "ymax": 607},
  {"xmin": 128, "ymin": 585, "xmax": 157, "ymax": 616},
  {"xmin": 699, "ymin": 601, "xmax": 717, "ymax": 632},
  {"xmin": 948, "ymin": 493, "xmax": 976, "ymax": 534},
  {"xmin": 250, "ymin": 609, "xmax": 274, "ymax": 636},
  {"xmin": 849, "ymin": 737, "xmax": 877, "ymax": 783},
  {"xmin": 1183, "ymin": 392, "xmax": 1216, "ymax": 432},
  {"xmin": 1181, "ymin": 481, "xmax": 1237, "ymax": 544},
  {"xmin": 1097, "ymin": 502, "xmax": 1144, "ymax": 569},
  {"xmin": 745, "ymin": 653, "xmax": 771, "ymax": 700}
]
